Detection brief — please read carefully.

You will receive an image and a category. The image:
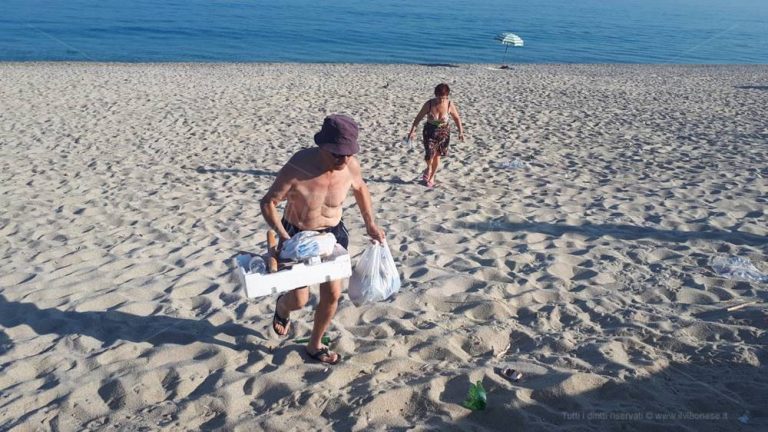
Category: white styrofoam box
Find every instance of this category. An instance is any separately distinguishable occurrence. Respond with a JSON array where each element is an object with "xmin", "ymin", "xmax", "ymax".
[{"xmin": 234, "ymin": 244, "xmax": 352, "ymax": 298}]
